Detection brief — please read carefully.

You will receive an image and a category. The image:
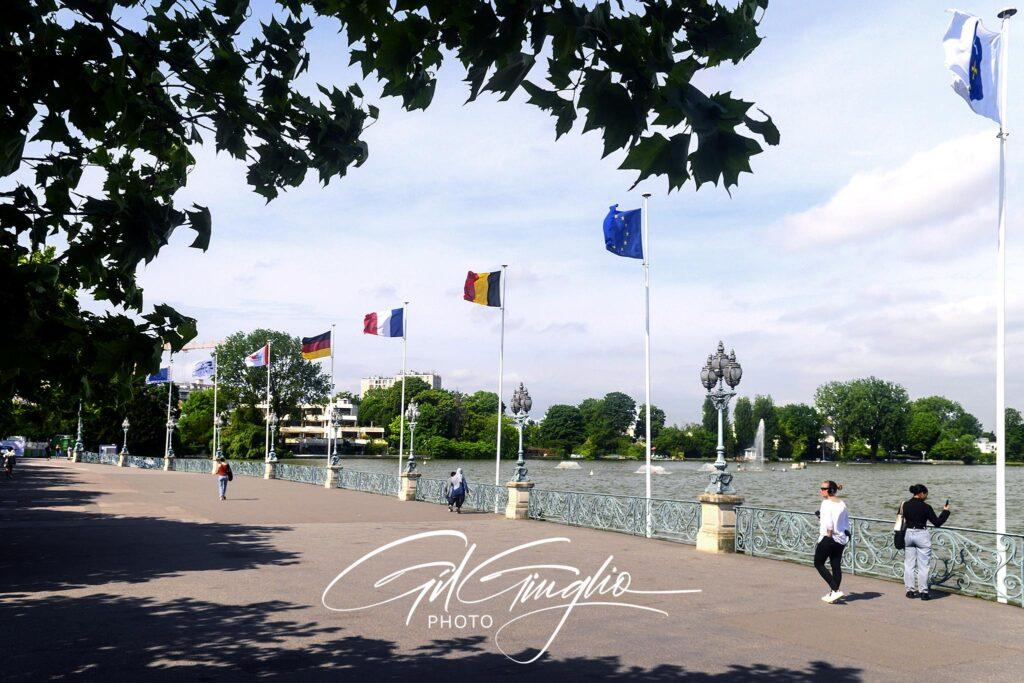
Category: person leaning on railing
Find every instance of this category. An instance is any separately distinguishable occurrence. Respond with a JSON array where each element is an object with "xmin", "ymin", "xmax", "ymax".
[{"xmin": 902, "ymin": 484, "xmax": 950, "ymax": 601}]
